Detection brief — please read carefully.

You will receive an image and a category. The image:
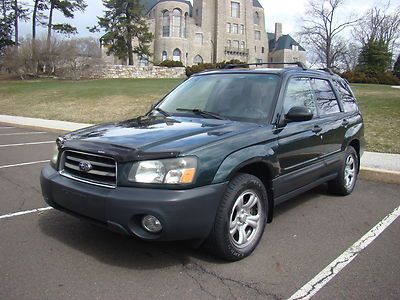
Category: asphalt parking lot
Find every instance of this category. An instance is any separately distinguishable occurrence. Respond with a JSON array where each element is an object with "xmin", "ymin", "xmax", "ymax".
[{"xmin": 0, "ymin": 123, "xmax": 399, "ymax": 300}]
